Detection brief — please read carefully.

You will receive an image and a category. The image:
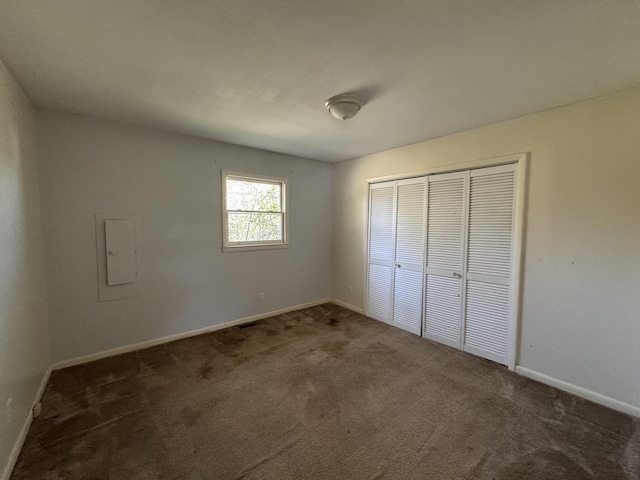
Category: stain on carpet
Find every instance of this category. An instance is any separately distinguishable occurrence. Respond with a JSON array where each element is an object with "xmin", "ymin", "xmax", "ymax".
[
  {"xmin": 198, "ymin": 363, "xmax": 213, "ymax": 380},
  {"xmin": 181, "ymin": 407, "xmax": 202, "ymax": 427}
]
